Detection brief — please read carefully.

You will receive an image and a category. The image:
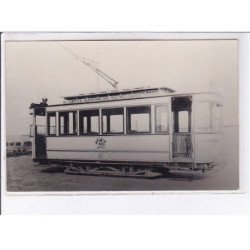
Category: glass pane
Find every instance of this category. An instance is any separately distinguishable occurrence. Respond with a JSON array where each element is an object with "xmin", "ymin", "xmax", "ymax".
[
  {"xmin": 131, "ymin": 113, "xmax": 150, "ymax": 132},
  {"xmin": 59, "ymin": 112, "xmax": 77, "ymax": 135},
  {"xmin": 102, "ymin": 108, "xmax": 124, "ymax": 134},
  {"xmin": 156, "ymin": 106, "xmax": 168, "ymax": 132},
  {"xmin": 178, "ymin": 111, "xmax": 189, "ymax": 132},
  {"xmin": 49, "ymin": 116, "xmax": 56, "ymax": 126},
  {"xmin": 127, "ymin": 106, "xmax": 151, "ymax": 133},
  {"xmin": 60, "ymin": 115, "xmax": 65, "ymax": 134},
  {"xmin": 48, "ymin": 113, "xmax": 56, "ymax": 135},
  {"xmin": 68, "ymin": 112, "xmax": 74, "ymax": 134},
  {"xmin": 36, "ymin": 115, "xmax": 46, "ymax": 134},
  {"xmin": 83, "ymin": 116, "xmax": 87, "ymax": 133},
  {"xmin": 110, "ymin": 115, "xmax": 123, "ymax": 133},
  {"xmin": 36, "ymin": 115, "xmax": 46, "ymax": 126},
  {"xmin": 79, "ymin": 110, "xmax": 99, "ymax": 134},
  {"xmin": 91, "ymin": 116, "xmax": 99, "ymax": 133},
  {"xmin": 102, "ymin": 115, "xmax": 107, "ymax": 133}
]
